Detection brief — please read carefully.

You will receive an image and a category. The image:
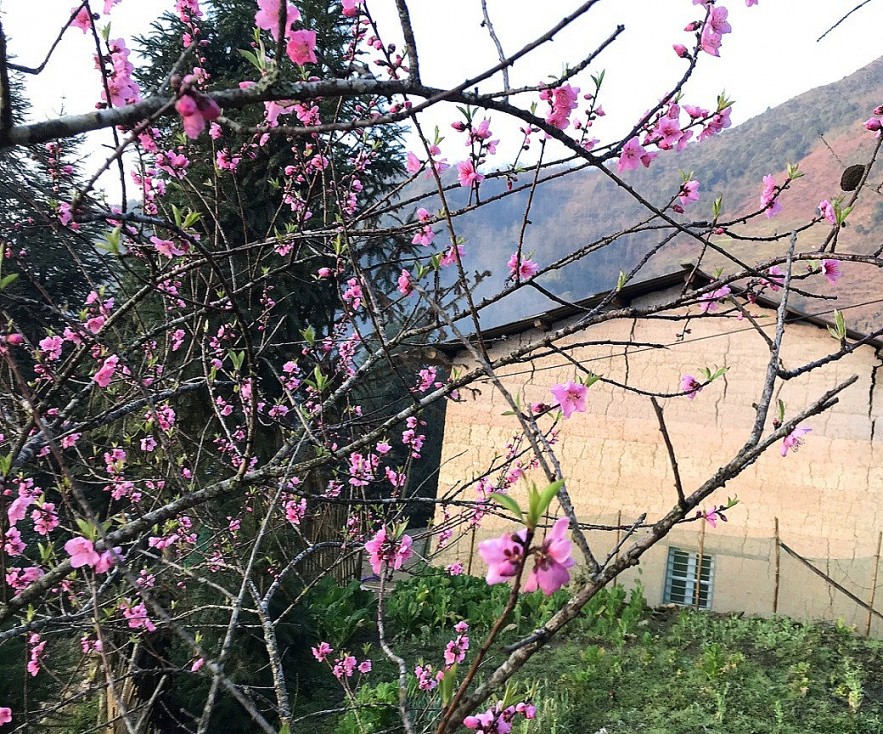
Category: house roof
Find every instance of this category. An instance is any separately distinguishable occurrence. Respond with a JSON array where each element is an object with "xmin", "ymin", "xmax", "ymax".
[{"xmin": 439, "ymin": 263, "xmax": 883, "ymax": 355}]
